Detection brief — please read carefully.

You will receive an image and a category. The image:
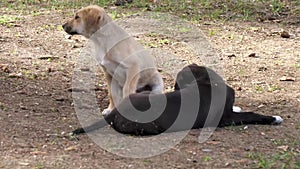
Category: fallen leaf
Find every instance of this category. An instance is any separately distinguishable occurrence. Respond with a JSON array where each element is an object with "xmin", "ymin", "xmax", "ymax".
[
  {"xmin": 18, "ymin": 162, "xmax": 30, "ymax": 166},
  {"xmin": 258, "ymin": 104, "xmax": 265, "ymax": 108},
  {"xmin": 277, "ymin": 145, "xmax": 289, "ymax": 151},
  {"xmin": 280, "ymin": 76, "xmax": 295, "ymax": 81},
  {"xmin": 30, "ymin": 151, "xmax": 46, "ymax": 155},
  {"xmin": 235, "ymin": 159, "xmax": 249, "ymax": 164},
  {"xmin": 65, "ymin": 145, "xmax": 78, "ymax": 151},
  {"xmin": 8, "ymin": 73, "xmax": 22, "ymax": 78},
  {"xmin": 0, "ymin": 64, "xmax": 9, "ymax": 73},
  {"xmin": 206, "ymin": 141, "xmax": 221, "ymax": 145}
]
